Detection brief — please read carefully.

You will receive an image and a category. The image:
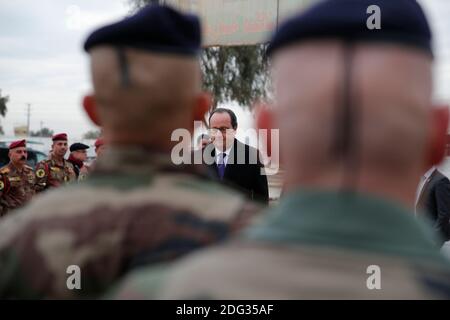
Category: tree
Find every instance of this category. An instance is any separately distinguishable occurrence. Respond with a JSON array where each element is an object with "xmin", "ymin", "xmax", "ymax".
[
  {"xmin": 128, "ymin": 0, "xmax": 269, "ymax": 110},
  {"xmin": 30, "ymin": 127, "xmax": 54, "ymax": 137},
  {"xmin": 83, "ymin": 130, "xmax": 101, "ymax": 140},
  {"xmin": 0, "ymin": 90, "xmax": 9, "ymax": 135},
  {"xmin": 0, "ymin": 90, "xmax": 8, "ymax": 117}
]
